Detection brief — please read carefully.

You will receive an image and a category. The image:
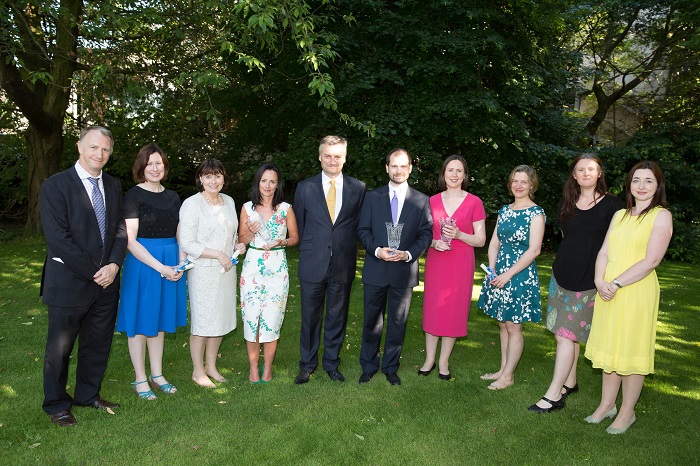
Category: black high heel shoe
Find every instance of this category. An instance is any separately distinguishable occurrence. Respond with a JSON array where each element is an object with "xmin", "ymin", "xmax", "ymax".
[{"xmin": 417, "ymin": 363, "xmax": 436, "ymax": 376}]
